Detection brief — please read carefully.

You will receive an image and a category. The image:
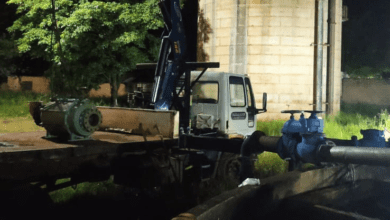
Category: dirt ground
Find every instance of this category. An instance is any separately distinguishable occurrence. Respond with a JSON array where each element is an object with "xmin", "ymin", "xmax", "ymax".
[{"xmin": 0, "ymin": 117, "xmax": 44, "ymax": 133}]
